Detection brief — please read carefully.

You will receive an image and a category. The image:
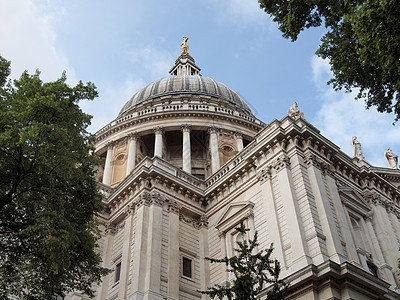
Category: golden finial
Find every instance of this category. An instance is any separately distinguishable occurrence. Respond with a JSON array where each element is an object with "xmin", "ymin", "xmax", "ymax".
[{"xmin": 181, "ymin": 36, "xmax": 189, "ymax": 54}]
